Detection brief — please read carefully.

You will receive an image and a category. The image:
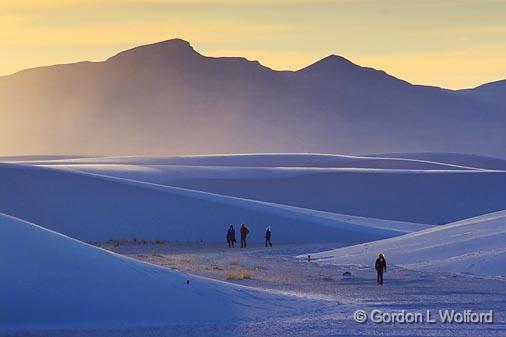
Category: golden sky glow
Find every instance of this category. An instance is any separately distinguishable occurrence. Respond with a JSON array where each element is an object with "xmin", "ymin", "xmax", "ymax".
[{"xmin": 1, "ymin": 0, "xmax": 505, "ymax": 89}]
